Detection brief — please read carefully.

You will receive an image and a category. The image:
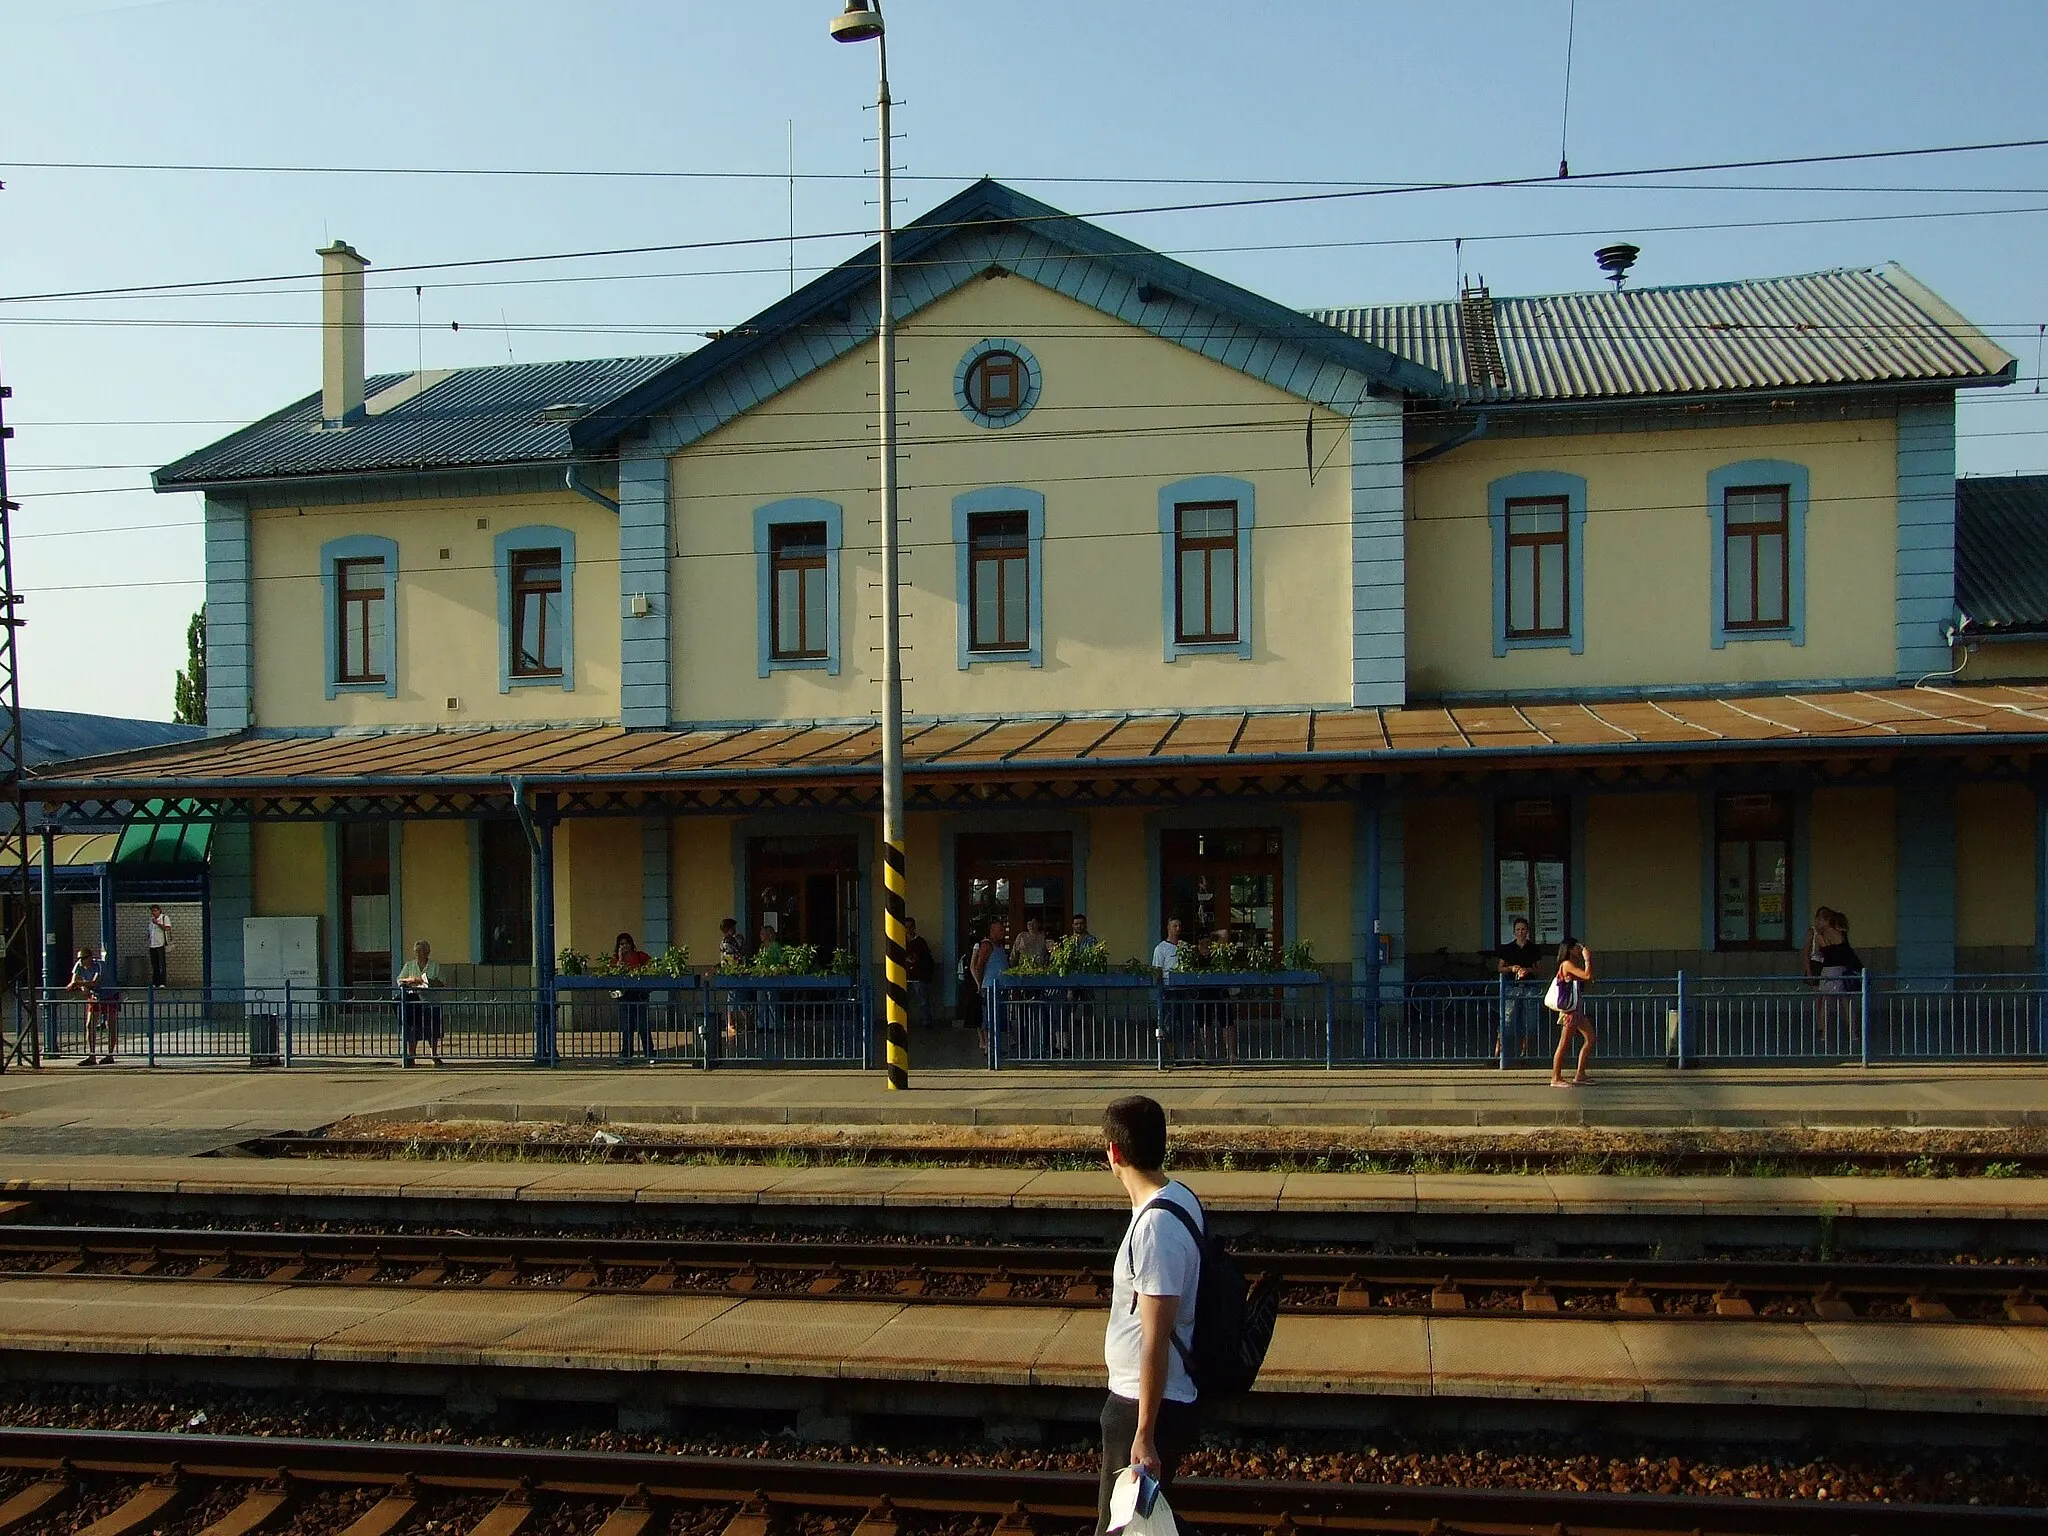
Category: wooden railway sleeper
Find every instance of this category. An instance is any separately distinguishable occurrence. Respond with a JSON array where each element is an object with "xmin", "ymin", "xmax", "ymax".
[
  {"xmin": 978, "ymin": 1268, "xmax": 1013, "ymax": 1301},
  {"xmin": 992, "ymin": 1501, "xmax": 1035, "ymax": 1534},
  {"xmin": 806, "ymin": 1266, "xmax": 845, "ymax": 1296},
  {"xmin": 78, "ymin": 1465, "xmax": 188, "ymax": 1536},
  {"xmin": 409, "ymin": 1259, "xmax": 448, "ymax": 1287},
  {"xmin": 122, "ymin": 1249, "xmax": 160, "ymax": 1277},
  {"xmin": 1336, "ymin": 1274, "xmax": 1370, "ymax": 1311},
  {"xmin": 1615, "ymin": 1280, "xmax": 1655, "ymax": 1316},
  {"xmin": 588, "ymin": 1488, "xmax": 651, "ymax": 1536},
  {"xmin": 563, "ymin": 1262, "xmax": 599, "ymax": 1290},
  {"xmin": 1429, "ymin": 1278, "xmax": 1465, "ymax": 1312},
  {"xmin": 718, "ymin": 1492, "xmax": 771, "ymax": 1536},
  {"xmin": 638, "ymin": 1264, "xmax": 677, "ymax": 1293},
  {"xmin": 334, "ymin": 1476, "xmax": 418, "ymax": 1536},
  {"xmin": 2005, "ymin": 1287, "xmax": 2048, "ymax": 1323},
  {"xmin": 1908, "ymin": 1288, "xmax": 1955, "ymax": 1322},
  {"xmin": 1520, "ymin": 1279, "xmax": 1559, "ymax": 1314},
  {"xmin": 1811, "ymin": 1282, "xmax": 1856, "ymax": 1321},
  {"xmin": 466, "ymin": 1479, "xmax": 535, "ymax": 1536},
  {"xmin": 0, "ymin": 1462, "xmax": 75, "ymax": 1535},
  {"xmin": 726, "ymin": 1265, "xmax": 757, "ymax": 1294},
  {"xmin": 1063, "ymin": 1271, "xmax": 1101, "ymax": 1304},
  {"xmin": 192, "ymin": 1472, "xmax": 294, "ymax": 1536},
  {"xmin": 850, "ymin": 1496, "xmax": 898, "ymax": 1536},
  {"xmin": 1712, "ymin": 1285, "xmax": 1755, "ymax": 1318}
]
